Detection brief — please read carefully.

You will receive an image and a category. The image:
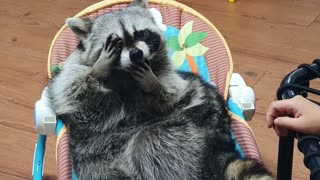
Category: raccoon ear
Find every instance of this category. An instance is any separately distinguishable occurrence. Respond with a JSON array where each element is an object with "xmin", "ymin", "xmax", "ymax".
[
  {"xmin": 66, "ymin": 17, "xmax": 92, "ymax": 40},
  {"xmin": 131, "ymin": 0, "xmax": 148, "ymax": 8}
]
